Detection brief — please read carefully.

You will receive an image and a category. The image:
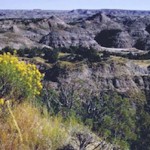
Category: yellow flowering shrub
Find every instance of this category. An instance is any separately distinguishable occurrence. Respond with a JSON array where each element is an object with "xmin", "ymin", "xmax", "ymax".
[
  {"xmin": 0, "ymin": 53, "xmax": 43, "ymax": 102},
  {"xmin": 0, "ymin": 98, "xmax": 4, "ymax": 105}
]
